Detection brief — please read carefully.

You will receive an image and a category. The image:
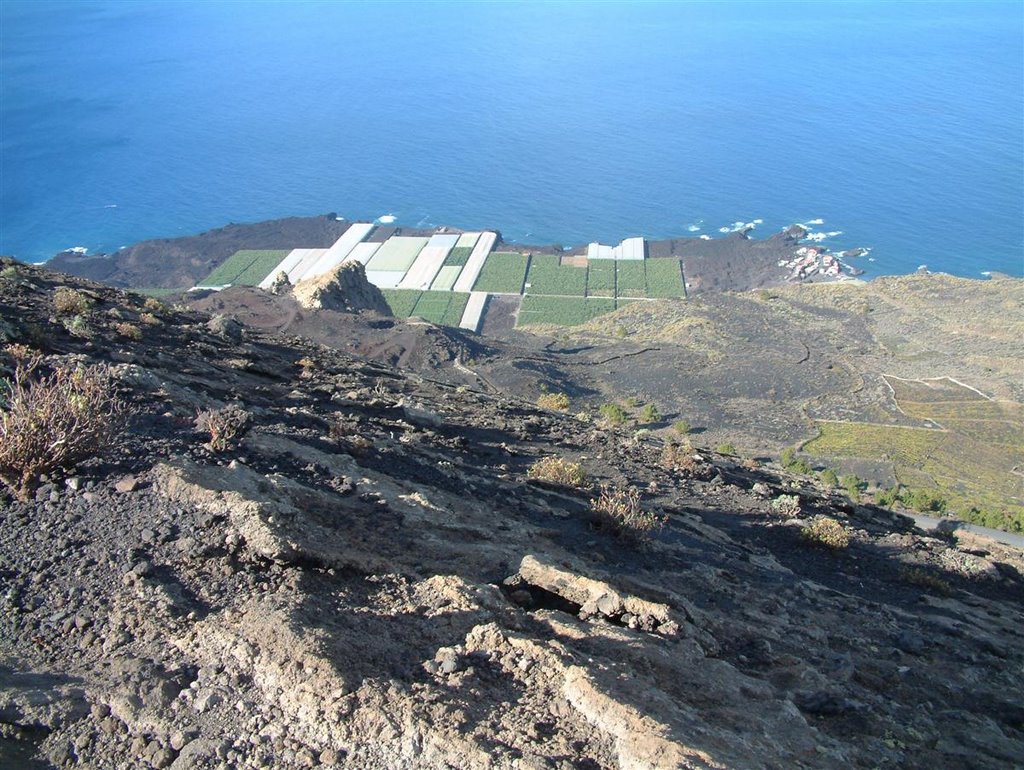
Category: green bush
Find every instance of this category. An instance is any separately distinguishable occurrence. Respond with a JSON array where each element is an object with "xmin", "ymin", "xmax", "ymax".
[
  {"xmin": 673, "ymin": 419, "xmax": 691, "ymax": 435},
  {"xmin": 819, "ymin": 468, "xmax": 839, "ymax": 488},
  {"xmin": 781, "ymin": 447, "xmax": 813, "ymax": 475},
  {"xmin": 599, "ymin": 403, "xmax": 627, "ymax": 425},
  {"xmin": 53, "ymin": 287, "xmax": 91, "ymax": 316},
  {"xmin": 840, "ymin": 474, "xmax": 863, "ymax": 501},
  {"xmin": 639, "ymin": 403, "xmax": 661, "ymax": 424},
  {"xmin": 716, "ymin": 442, "xmax": 737, "ymax": 455}
]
